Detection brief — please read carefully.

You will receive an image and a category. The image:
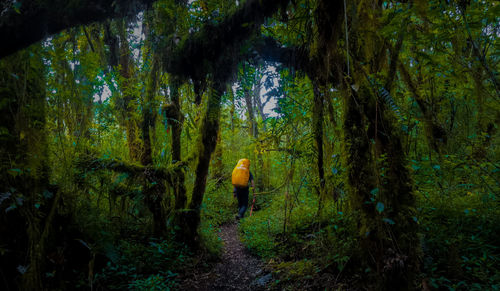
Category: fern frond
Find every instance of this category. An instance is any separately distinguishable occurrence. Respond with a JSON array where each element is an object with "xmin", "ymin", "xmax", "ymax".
[{"xmin": 367, "ymin": 76, "xmax": 405, "ymax": 123}]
